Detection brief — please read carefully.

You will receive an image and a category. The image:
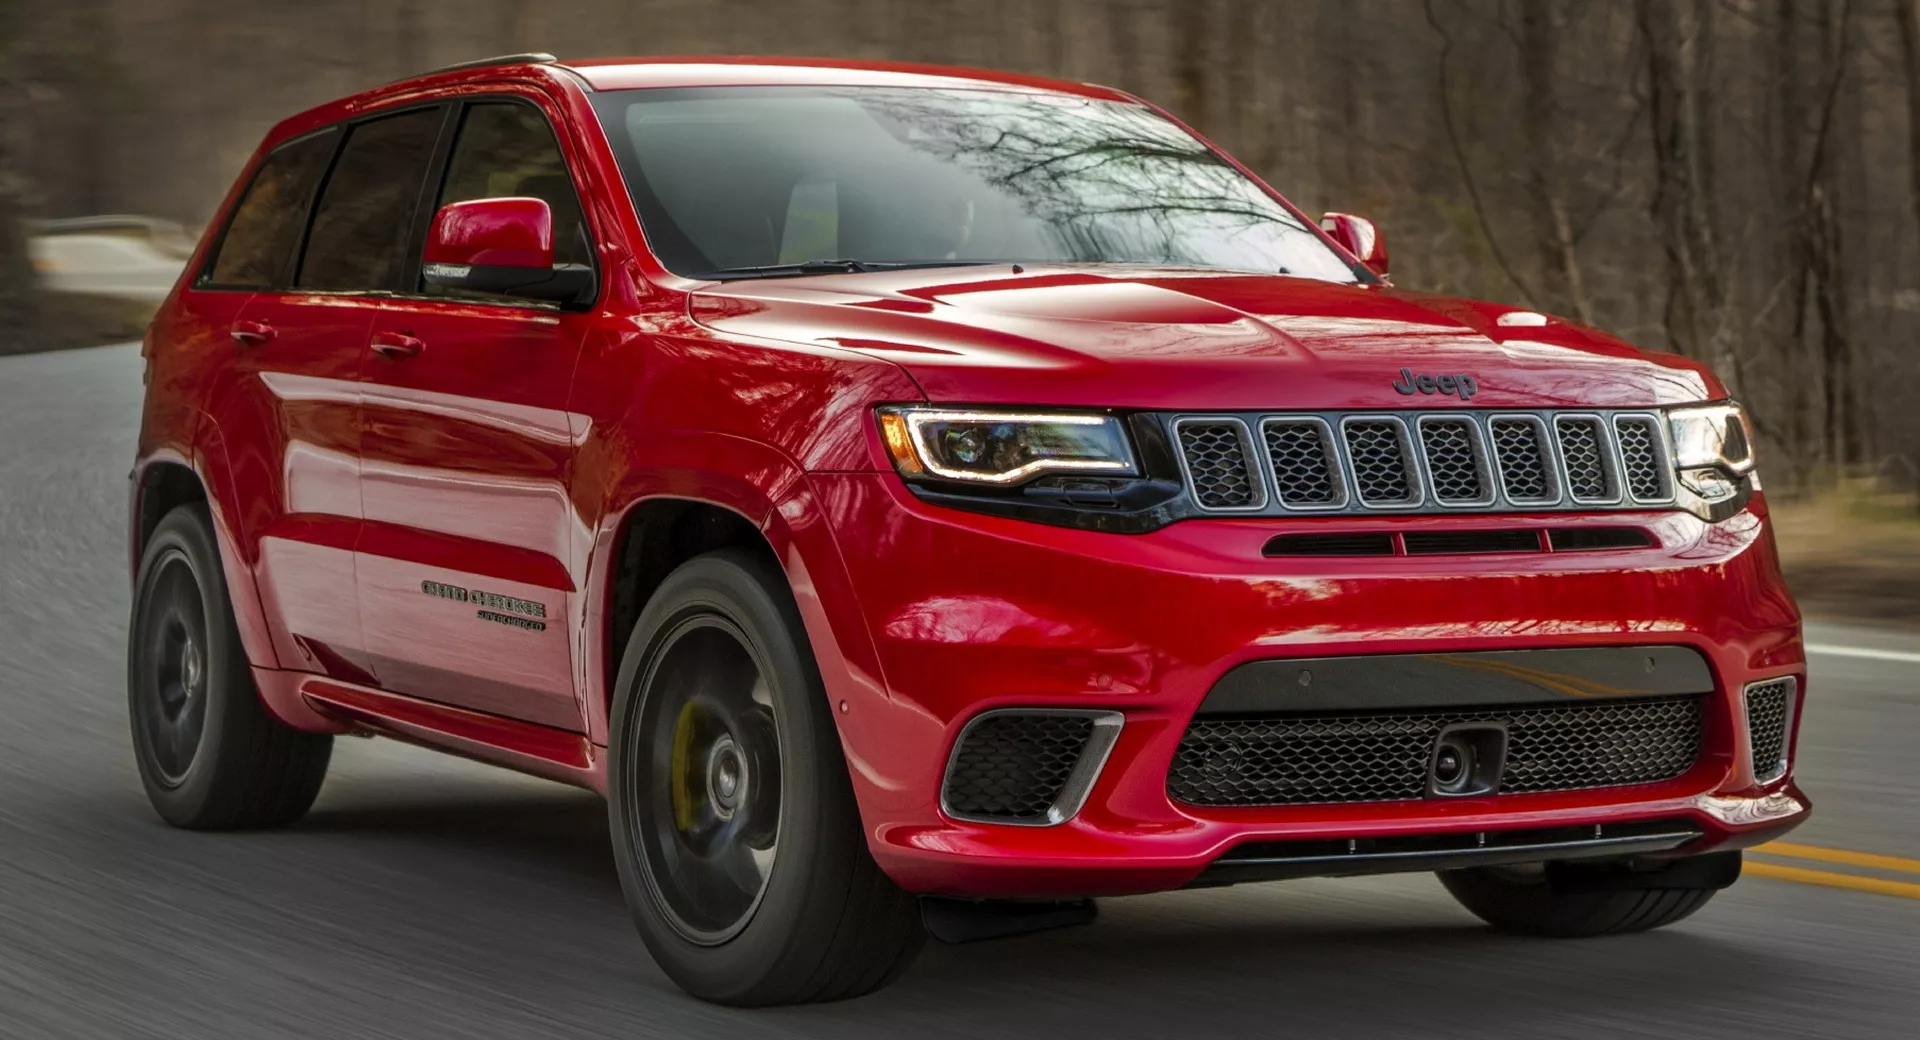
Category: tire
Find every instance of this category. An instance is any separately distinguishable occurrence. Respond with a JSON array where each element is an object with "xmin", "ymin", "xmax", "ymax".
[
  {"xmin": 1439, "ymin": 856, "xmax": 1731, "ymax": 938},
  {"xmin": 128, "ymin": 503, "xmax": 332, "ymax": 829},
  {"xmin": 607, "ymin": 549, "xmax": 924, "ymax": 1006}
]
